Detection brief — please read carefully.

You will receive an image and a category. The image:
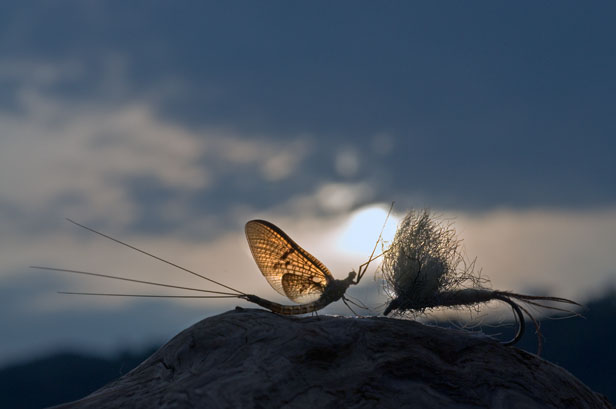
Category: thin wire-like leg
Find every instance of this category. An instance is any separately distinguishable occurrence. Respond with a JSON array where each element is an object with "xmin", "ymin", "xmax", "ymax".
[
  {"xmin": 342, "ymin": 297, "xmax": 360, "ymax": 316},
  {"xmin": 355, "ymin": 202, "xmax": 394, "ymax": 284},
  {"xmin": 345, "ymin": 295, "xmax": 370, "ymax": 311}
]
